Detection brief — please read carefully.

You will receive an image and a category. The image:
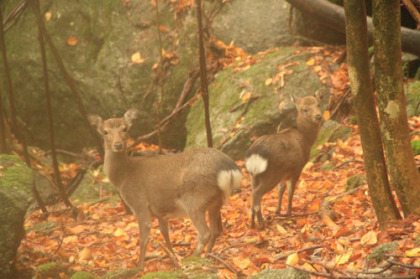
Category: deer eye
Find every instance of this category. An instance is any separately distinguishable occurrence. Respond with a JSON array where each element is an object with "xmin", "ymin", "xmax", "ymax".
[
  {"xmin": 103, "ymin": 130, "xmax": 109, "ymax": 135},
  {"xmin": 122, "ymin": 127, "xmax": 128, "ymax": 132}
]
